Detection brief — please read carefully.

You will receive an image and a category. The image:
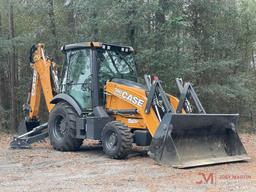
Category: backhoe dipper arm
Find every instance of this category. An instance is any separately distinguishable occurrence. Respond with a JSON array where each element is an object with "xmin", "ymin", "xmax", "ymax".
[
  {"xmin": 28, "ymin": 67, "xmax": 42, "ymax": 119},
  {"xmin": 10, "ymin": 44, "xmax": 58, "ymax": 148},
  {"xmin": 28, "ymin": 43, "xmax": 58, "ymax": 120}
]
